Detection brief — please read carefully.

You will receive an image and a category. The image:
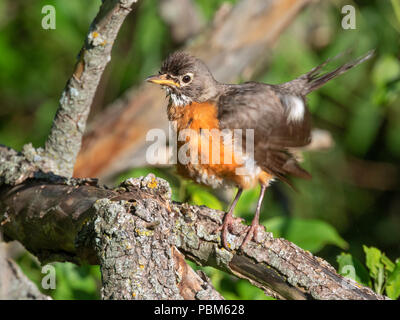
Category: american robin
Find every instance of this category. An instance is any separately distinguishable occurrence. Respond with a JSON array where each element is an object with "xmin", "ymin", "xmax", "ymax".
[{"xmin": 146, "ymin": 50, "xmax": 374, "ymax": 250}]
